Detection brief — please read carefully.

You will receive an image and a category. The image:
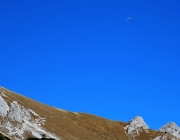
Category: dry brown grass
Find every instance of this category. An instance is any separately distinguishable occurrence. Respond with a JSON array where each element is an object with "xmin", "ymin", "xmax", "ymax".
[
  {"xmin": 0, "ymin": 87, "xmax": 129, "ymax": 140},
  {"xmin": 0, "ymin": 87, "xmax": 179, "ymax": 140},
  {"xmin": 136, "ymin": 130, "xmax": 180, "ymax": 140}
]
